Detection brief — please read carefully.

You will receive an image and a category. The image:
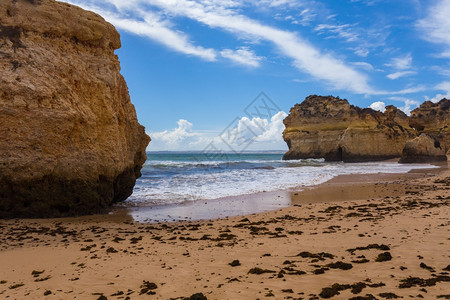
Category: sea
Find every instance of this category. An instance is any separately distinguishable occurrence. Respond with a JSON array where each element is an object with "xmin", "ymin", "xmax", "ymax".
[{"xmin": 117, "ymin": 151, "xmax": 437, "ymax": 222}]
